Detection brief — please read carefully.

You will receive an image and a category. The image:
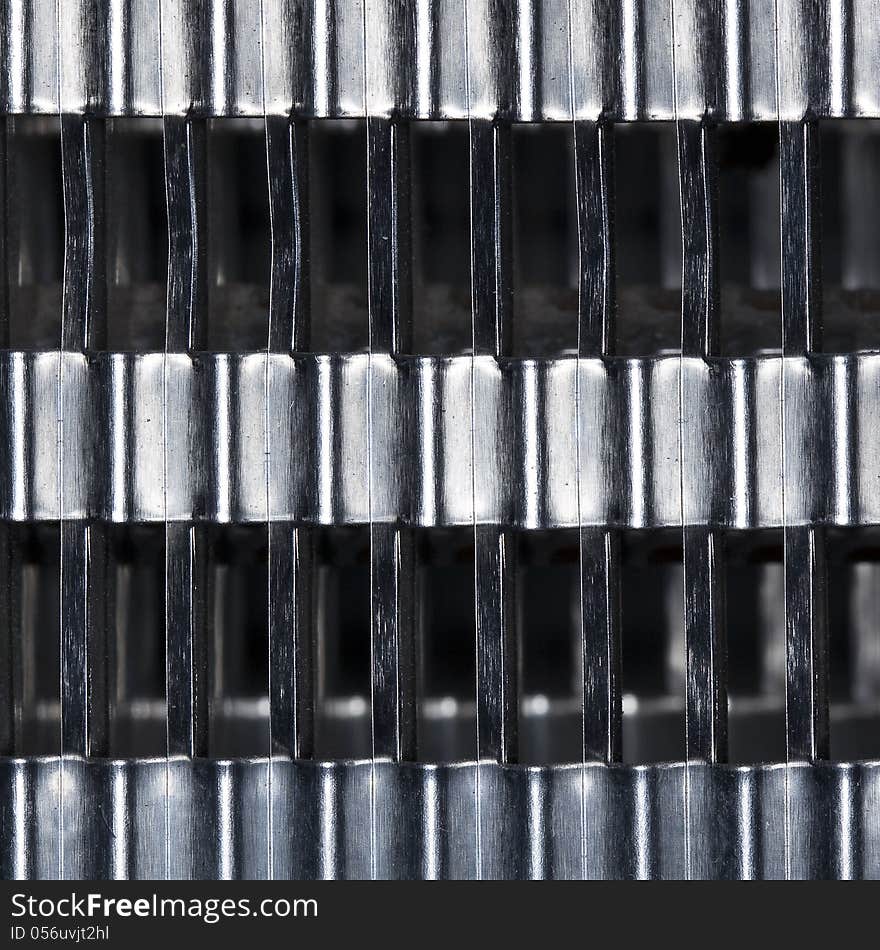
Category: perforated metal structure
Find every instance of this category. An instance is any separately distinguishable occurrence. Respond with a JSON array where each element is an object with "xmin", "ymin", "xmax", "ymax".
[{"xmin": 2, "ymin": 0, "xmax": 880, "ymax": 880}]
